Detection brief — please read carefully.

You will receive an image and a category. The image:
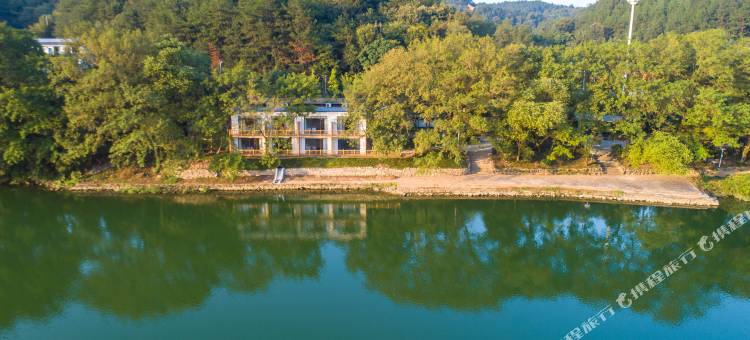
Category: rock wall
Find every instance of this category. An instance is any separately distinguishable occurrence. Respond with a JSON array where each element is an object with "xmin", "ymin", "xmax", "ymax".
[
  {"xmin": 179, "ymin": 166, "xmax": 468, "ymax": 179},
  {"xmin": 495, "ymin": 166, "xmax": 605, "ymax": 176},
  {"xmin": 238, "ymin": 167, "xmax": 468, "ymax": 178}
]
